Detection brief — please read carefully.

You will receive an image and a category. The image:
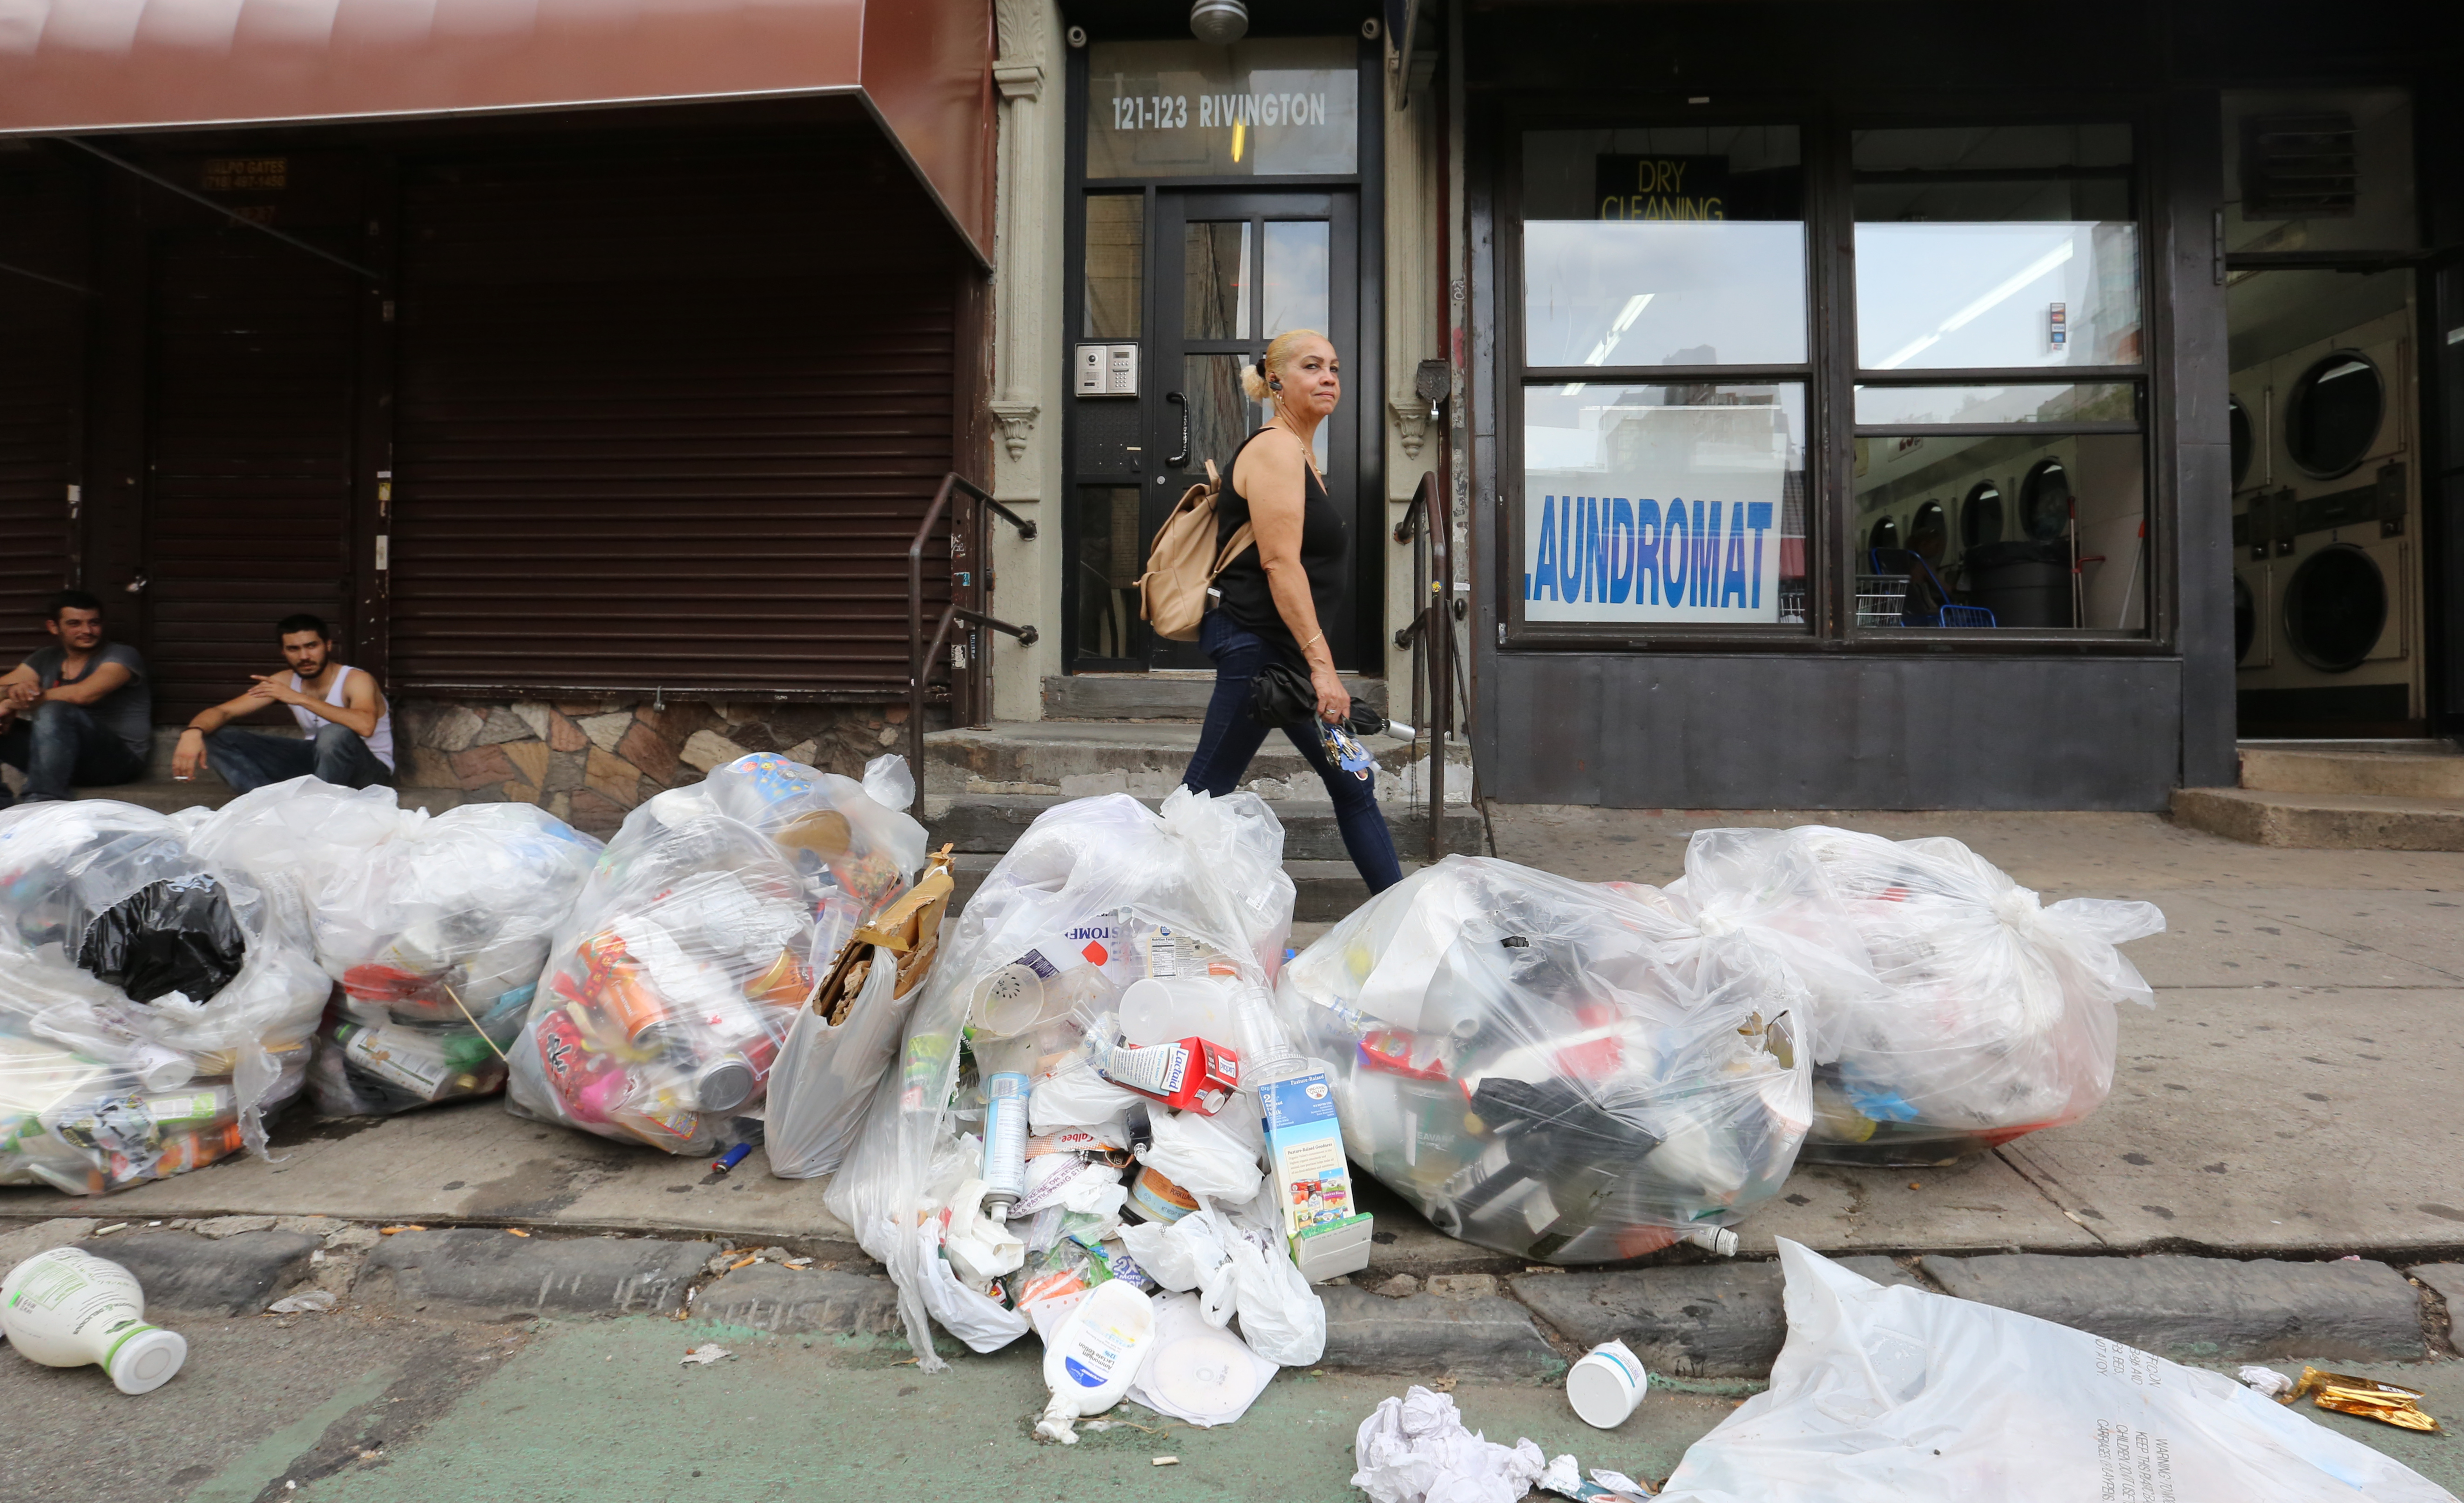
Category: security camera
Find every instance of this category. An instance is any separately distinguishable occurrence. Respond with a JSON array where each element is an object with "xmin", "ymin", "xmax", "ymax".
[{"xmin": 1190, "ymin": 0, "xmax": 1248, "ymax": 45}]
